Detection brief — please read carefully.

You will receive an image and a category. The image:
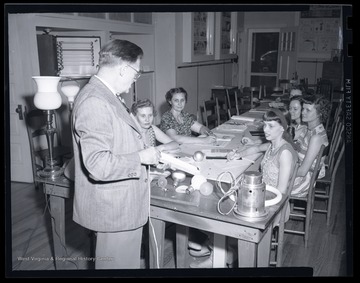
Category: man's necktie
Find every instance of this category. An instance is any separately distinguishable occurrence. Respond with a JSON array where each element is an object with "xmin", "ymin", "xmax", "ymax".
[{"xmin": 116, "ymin": 93, "xmax": 130, "ymax": 113}]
